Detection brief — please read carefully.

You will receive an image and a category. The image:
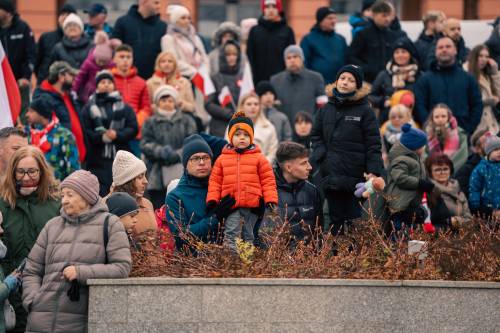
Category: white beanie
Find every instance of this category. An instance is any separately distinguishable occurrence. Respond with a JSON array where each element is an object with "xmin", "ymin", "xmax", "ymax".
[
  {"xmin": 63, "ymin": 13, "xmax": 84, "ymax": 32},
  {"xmin": 168, "ymin": 5, "xmax": 190, "ymax": 25},
  {"xmin": 153, "ymin": 85, "xmax": 179, "ymax": 105},
  {"xmin": 112, "ymin": 150, "xmax": 147, "ymax": 187}
]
